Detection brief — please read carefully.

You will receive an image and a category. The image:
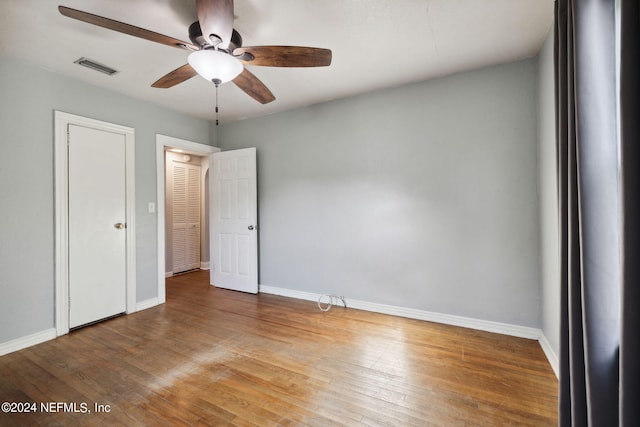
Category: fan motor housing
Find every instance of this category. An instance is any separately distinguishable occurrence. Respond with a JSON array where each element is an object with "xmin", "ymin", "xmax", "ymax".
[{"xmin": 188, "ymin": 21, "xmax": 242, "ymax": 52}]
